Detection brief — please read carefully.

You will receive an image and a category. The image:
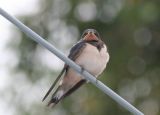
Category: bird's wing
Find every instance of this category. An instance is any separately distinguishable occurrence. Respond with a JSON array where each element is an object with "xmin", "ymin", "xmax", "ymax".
[
  {"xmin": 42, "ymin": 41, "xmax": 86, "ymax": 101},
  {"xmin": 68, "ymin": 41, "xmax": 86, "ymax": 61},
  {"xmin": 56, "ymin": 41, "xmax": 87, "ymax": 100}
]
